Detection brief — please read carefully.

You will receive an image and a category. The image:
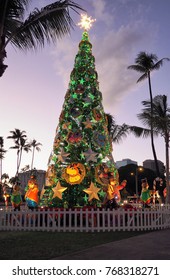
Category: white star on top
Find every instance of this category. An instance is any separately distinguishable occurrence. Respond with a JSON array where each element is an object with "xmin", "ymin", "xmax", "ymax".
[{"xmin": 77, "ymin": 14, "xmax": 96, "ymax": 31}]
